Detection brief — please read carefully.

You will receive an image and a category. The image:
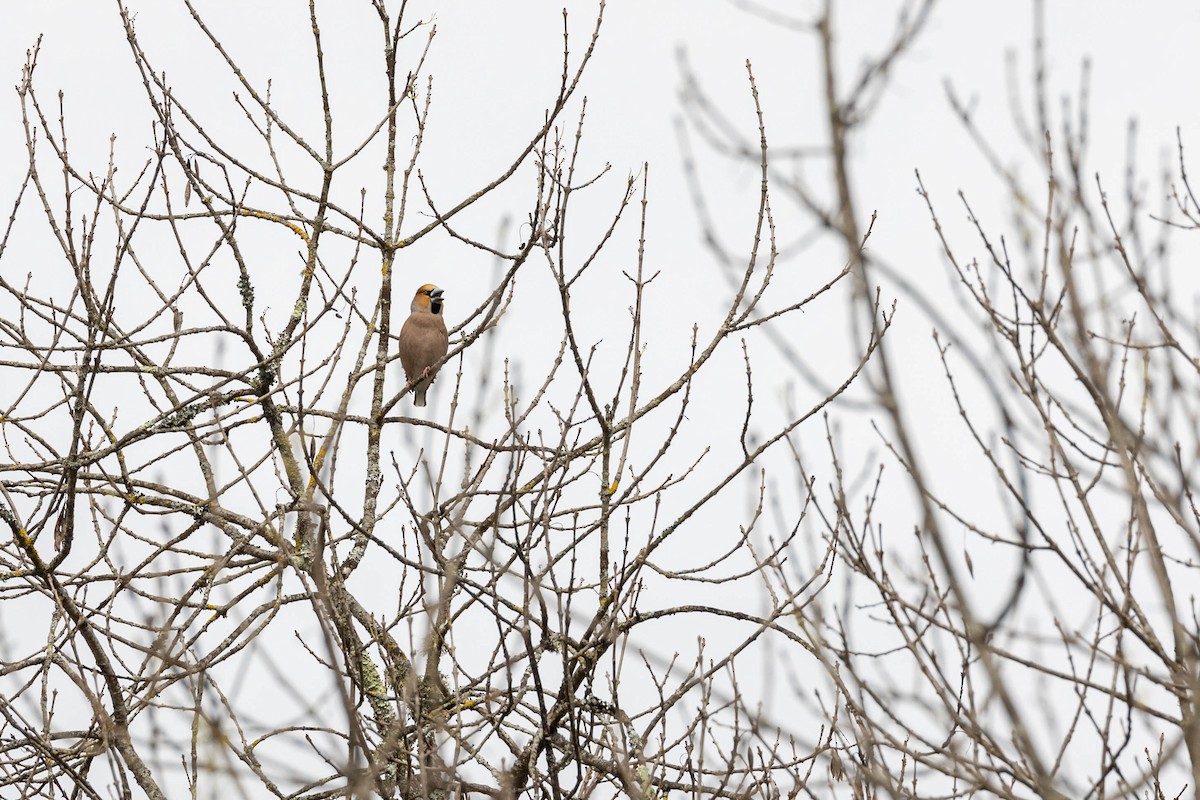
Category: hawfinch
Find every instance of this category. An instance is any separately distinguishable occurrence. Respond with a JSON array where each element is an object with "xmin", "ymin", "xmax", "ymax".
[{"xmin": 398, "ymin": 284, "xmax": 449, "ymax": 407}]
